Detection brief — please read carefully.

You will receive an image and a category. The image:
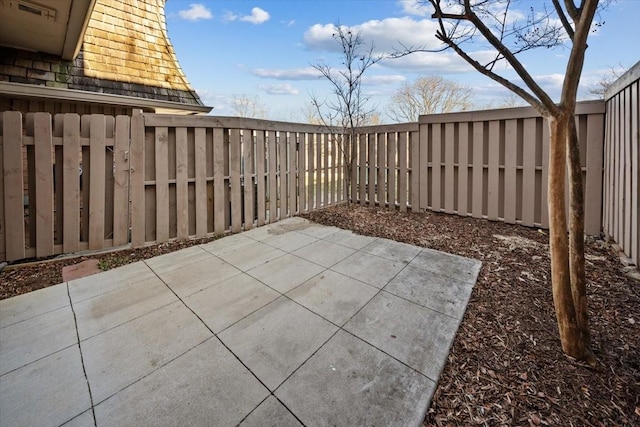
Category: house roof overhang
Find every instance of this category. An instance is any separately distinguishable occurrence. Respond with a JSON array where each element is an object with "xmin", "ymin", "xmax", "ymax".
[
  {"xmin": 0, "ymin": 82, "xmax": 213, "ymax": 114},
  {"xmin": 0, "ymin": 0, "xmax": 95, "ymax": 60}
]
